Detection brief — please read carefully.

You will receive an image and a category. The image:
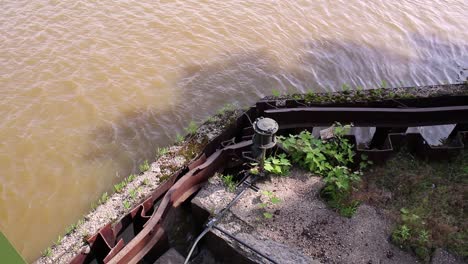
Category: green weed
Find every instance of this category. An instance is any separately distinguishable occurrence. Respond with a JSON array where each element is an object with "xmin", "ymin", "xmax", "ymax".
[
  {"xmin": 114, "ymin": 181, "xmax": 126, "ymax": 193},
  {"xmin": 258, "ymin": 190, "xmax": 281, "ymax": 219},
  {"xmin": 264, "ymin": 153, "xmax": 291, "ymax": 176},
  {"xmin": 142, "ymin": 178, "xmax": 150, "ymax": 186},
  {"xmin": 304, "ymin": 90, "xmax": 319, "ymax": 104},
  {"xmin": 139, "ymin": 160, "xmax": 150, "ymax": 173},
  {"xmin": 249, "ymin": 165, "xmax": 260, "ymax": 175},
  {"xmin": 392, "ymin": 224, "xmax": 411, "ymax": 245},
  {"xmin": 123, "ymin": 200, "xmax": 131, "ymax": 210},
  {"xmin": 98, "ymin": 192, "xmax": 108, "ymax": 205},
  {"xmin": 381, "ymin": 80, "xmax": 388, "ymax": 88},
  {"xmin": 221, "ymin": 174, "xmax": 237, "ymax": 192},
  {"xmin": 56, "ymin": 235, "xmax": 63, "ymax": 245},
  {"xmin": 271, "ymin": 89, "xmax": 281, "ymax": 97},
  {"xmin": 175, "ymin": 133, "xmax": 184, "ymax": 144},
  {"xmin": 185, "ymin": 121, "xmax": 198, "ymax": 135},
  {"xmin": 217, "ymin": 103, "xmax": 235, "ymax": 115},
  {"xmin": 278, "ymin": 123, "xmax": 364, "ymax": 217},
  {"xmin": 292, "ymin": 94, "xmax": 302, "ymax": 100},
  {"xmin": 342, "ymin": 83, "xmax": 350, "ymax": 92},
  {"xmin": 42, "ymin": 247, "xmax": 52, "ymax": 257},
  {"xmin": 129, "ymin": 187, "xmax": 141, "ymax": 199},
  {"xmin": 156, "ymin": 147, "xmax": 169, "ymax": 157},
  {"xmin": 65, "ymin": 223, "xmax": 77, "ymax": 235},
  {"xmin": 127, "ymin": 174, "xmax": 137, "ymax": 182}
]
